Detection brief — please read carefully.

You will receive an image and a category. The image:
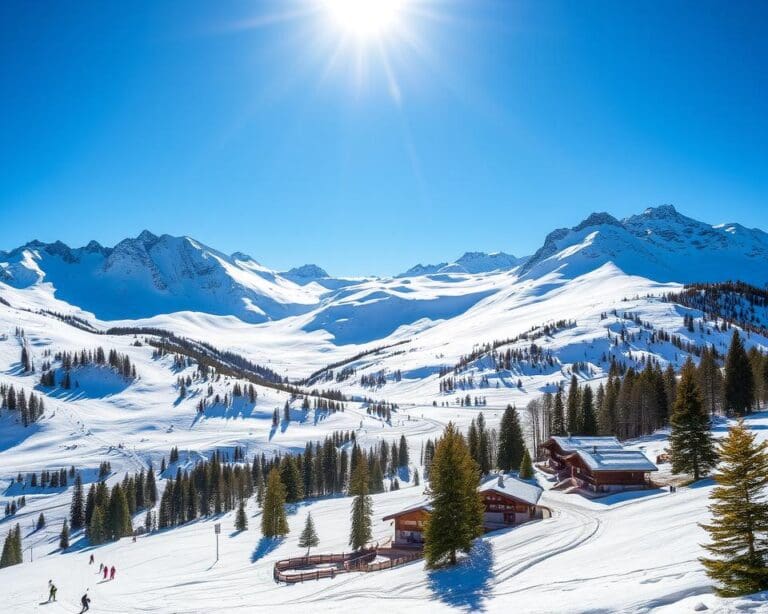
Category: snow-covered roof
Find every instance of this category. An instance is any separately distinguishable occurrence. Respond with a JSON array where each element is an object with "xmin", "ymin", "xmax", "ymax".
[
  {"xmin": 573, "ymin": 449, "xmax": 658, "ymax": 472},
  {"xmin": 550, "ymin": 436, "xmax": 623, "ymax": 453},
  {"xmin": 479, "ymin": 476, "xmax": 543, "ymax": 506},
  {"xmin": 382, "ymin": 501, "xmax": 433, "ymax": 521}
]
